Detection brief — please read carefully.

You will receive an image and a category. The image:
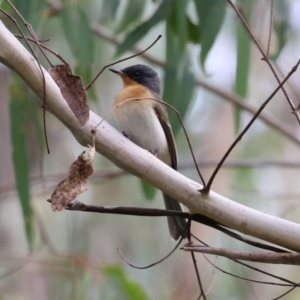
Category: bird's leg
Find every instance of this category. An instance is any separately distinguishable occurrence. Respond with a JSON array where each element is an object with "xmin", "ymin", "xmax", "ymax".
[{"xmin": 122, "ymin": 131, "xmax": 128, "ymax": 138}]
